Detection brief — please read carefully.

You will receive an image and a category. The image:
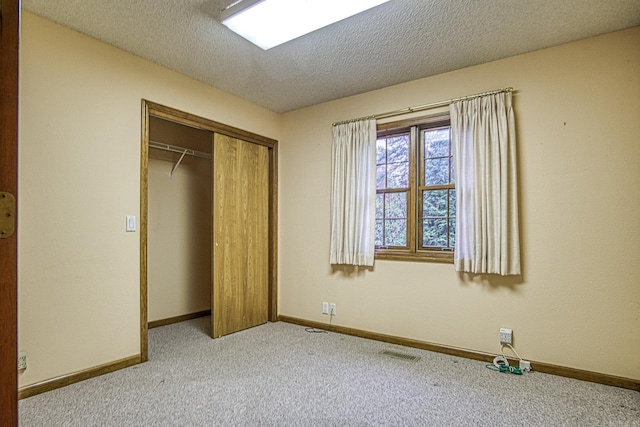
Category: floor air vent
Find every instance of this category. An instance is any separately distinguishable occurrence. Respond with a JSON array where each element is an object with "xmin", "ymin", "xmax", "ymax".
[{"xmin": 380, "ymin": 350, "xmax": 421, "ymax": 362}]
